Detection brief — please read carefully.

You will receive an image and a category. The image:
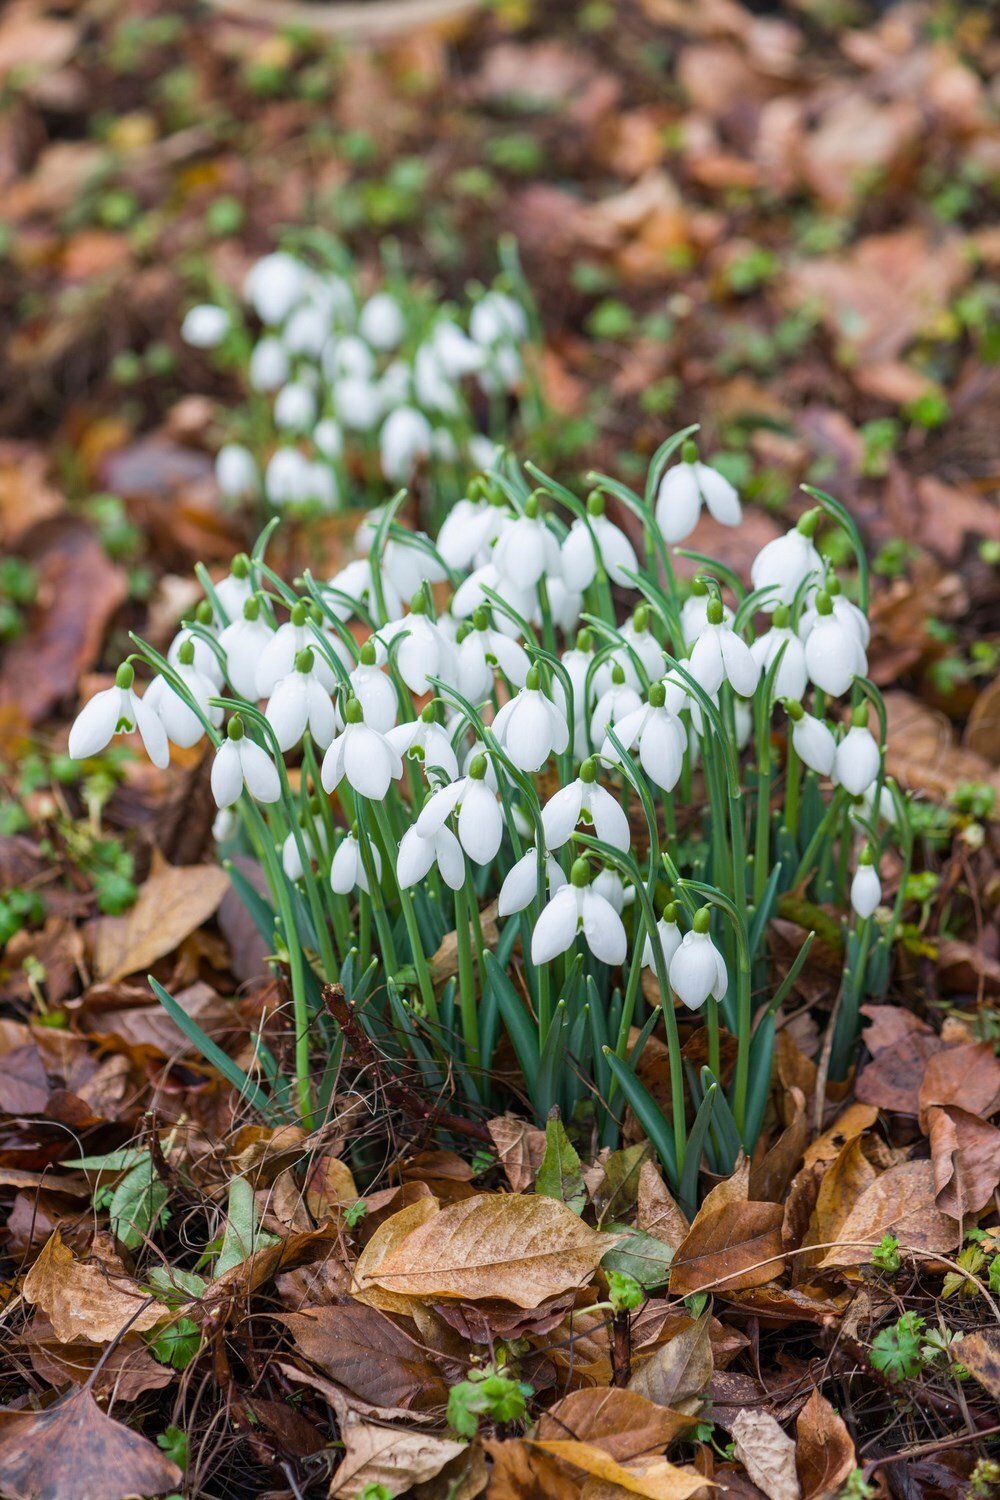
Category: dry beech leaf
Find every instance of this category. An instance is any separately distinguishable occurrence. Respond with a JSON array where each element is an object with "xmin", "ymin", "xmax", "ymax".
[
  {"xmin": 328, "ymin": 1413, "xmax": 465, "ymax": 1499},
  {"xmin": 795, "ymin": 1390, "xmax": 856, "ymax": 1500},
  {"xmin": 353, "ymin": 1197, "xmax": 441, "ymax": 1316},
  {"xmin": 917, "ymin": 1042, "xmax": 1000, "ymax": 1133},
  {"xmin": 636, "ymin": 1161, "xmax": 690, "ymax": 1252},
  {"xmin": 960, "ymin": 1329, "xmax": 1000, "ymax": 1403},
  {"xmin": 802, "ymin": 1104, "xmax": 877, "ymax": 1170},
  {"xmin": 0, "ymin": 1386, "xmax": 181, "ymax": 1500},
  {"xmin": 731, "ymin": 1409, "xmax": 801, "ymax": 1500},
  {"xmin": 669, "ymin": 1162, "xmax": 784, "ymax": 1296},
  {"xmin": 483, "ymin": 1437, "xmax": 580, "ymax": 1500},
  {"xmin": 368, "ymin": 1194, "xmax": 617, "ymax": 1308},
  {"xmin": 94, "ymin": 856, "xmax": 230, "ymax": 983},
  {"xmin": 530, "ymin": 1440, "xmax": 710, "ymax": 1500},
  {"xmin": 627, "ymin": 1310, "xmax": 713, "ymax": 1414},
  {"xmin": 816, "ymin": 1160, "xmax": 959, "ymax": 1269},
  {"xmin": 927, "ymin": 1106, "xmax": 1000, "ymax": 1219},
  {"xmin": 22, "ymin": 1231, "xmax": 165, "ymax": 1344},
  {"xmin": 534, "ymin": 1387, "xmax": 693, "ymax": 1461},
  {"xmin": 487, "ymin": 1115, "xmax": 547, "ymax": 1193},
  {"xmin": 281, "ymin": 1304, "xmax": 452, "ymax": 1413},
  {"xmin": 803, "ymin": 1136, "xmax": 880, "ymax": 1268}
]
